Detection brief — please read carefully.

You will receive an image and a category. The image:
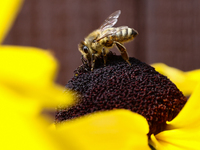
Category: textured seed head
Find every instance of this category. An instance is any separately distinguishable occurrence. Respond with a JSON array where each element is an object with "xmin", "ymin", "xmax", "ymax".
[{"xmin": 55, "ymin": 52, "xmax": 187, "ymax": 136}]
